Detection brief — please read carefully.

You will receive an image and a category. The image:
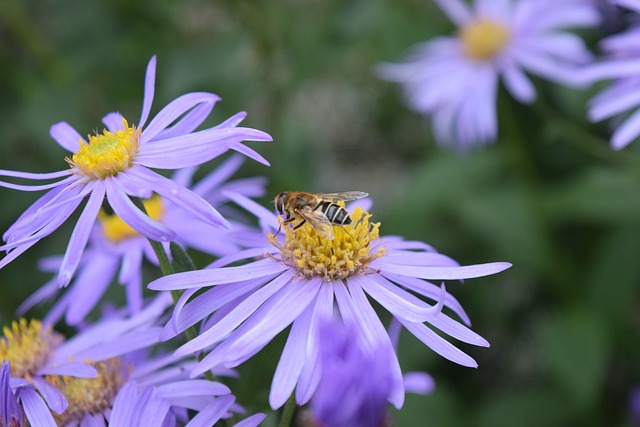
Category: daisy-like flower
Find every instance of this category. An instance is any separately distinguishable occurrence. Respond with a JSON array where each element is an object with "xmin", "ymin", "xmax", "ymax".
[
  {"xmin": 17, "ymin": 155, "xmax": 267, "ymax": 326},
  {"xmin": 3, "ymin": 295, "xmax": 265, "ymax": 426},
  {"xmin": 149, "ymin": 193, "xmax": 511, "ymax": 410},
  {"xmin": 308, "ymin": 320, "xmax": 434, "ymax": 427},
  {"xmin": 582, "ymin": 1, "xmax": 640, "ymax": 149},
  {"xmin": 378, "ymin": 0, "xmax": 598, "ymax": 148},
  {"xmin": 0, "ymin": 56, "xmax": 272, "ymax": 287},
  {"xmin": 1, "ymin": 361, "xmax": 25, "ymax": 427}
]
